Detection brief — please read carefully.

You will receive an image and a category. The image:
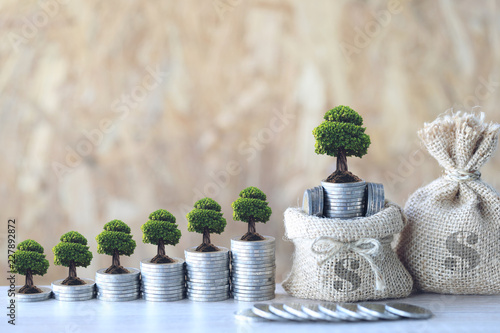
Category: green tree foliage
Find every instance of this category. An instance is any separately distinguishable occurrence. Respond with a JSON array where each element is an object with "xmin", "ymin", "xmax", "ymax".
[
  {"xmin": 313, "ymin": 105, "xmax": 371, "ymax": 171},
  {"xmin": 10, "ymin": 239, "xmax": 50, "ymax": 276},
  {"xmin": 232, "ymin": 187, "xmax": 272, "ymax": 240},
  {"xmin": 142, "ymin": 209, "xmax": 181, "ymax": 263},
  {"xmin": 187, "ymin": 198, "xmax": 226, "ymax": 250},
  {"xmin": 53, "ymin": 231, "xmax": 92, "ymax": 283},
  {"xmin": 96, "ymin": 220, "xmax": 136, "ymax": 257}
]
